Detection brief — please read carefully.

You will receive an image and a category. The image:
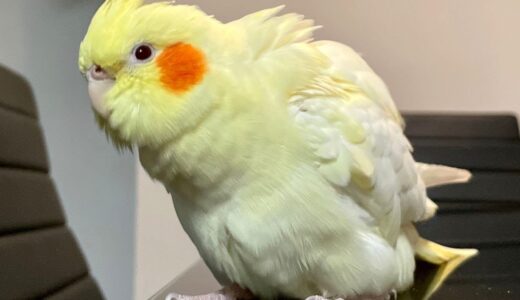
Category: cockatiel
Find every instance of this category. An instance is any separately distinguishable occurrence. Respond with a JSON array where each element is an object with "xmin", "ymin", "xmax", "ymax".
[{"xmin": 79, "ymin": 1, "xmax": 477, "ymax": 299}]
